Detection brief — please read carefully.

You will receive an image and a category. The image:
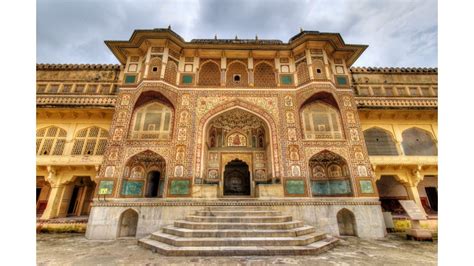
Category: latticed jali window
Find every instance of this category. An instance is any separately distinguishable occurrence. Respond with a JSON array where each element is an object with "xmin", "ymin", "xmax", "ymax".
[
  {"xmin": 296, "ymin": 61, "xmax": 310, "ymax": 85},
  {"xmin": 254, "ymin": 62, "xmax": 276, "ymax": 87},
  {"xmin": 363, "ymin": 128, "xmax": 399, "ymax": 156},
  {"xmin": 302, "ymin": 102, "xmax": 343, "ymax": 140},
  {"xmin": 36, "ymin": 127, "xmax": 67, "ymax": 156},
  {"xmin": 198, "ymin": 61, "xmax": 221, "ymax": 86},
  {"xmin": 402, "ymin": 128, "xmax": 438, "ymax": 156},
  {"xmin": 131, "ymin": 102, "xmax": 172, "ymax": 140},
  {"xmin": 71, "ymin": 127, "xmax": 108, "ymax": 155}
]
